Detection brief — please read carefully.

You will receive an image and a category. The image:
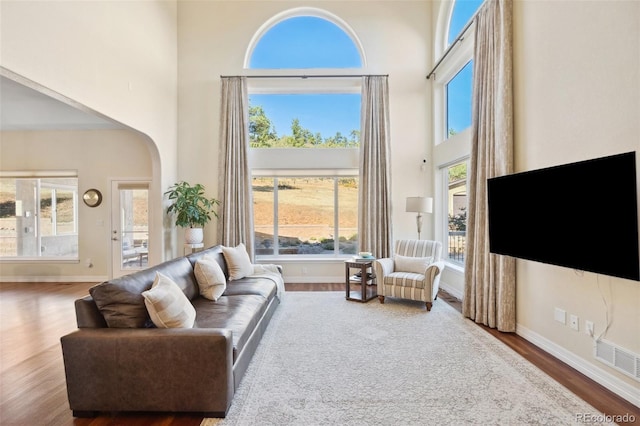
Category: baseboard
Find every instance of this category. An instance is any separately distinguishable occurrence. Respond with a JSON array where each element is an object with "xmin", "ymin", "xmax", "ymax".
[
  {"xmin": 439, "ymin": 282, "xmax": 463, "ymax": 300},
  {"xmin": 0, "ymin": 275, "xmax": 107, "ymax": 283},
  {"xmin": 286, "ymin": 276, "xmax": 343, "ymax": 284},
  {"xmin": 516, "ymin": 324, "xmax": 640, "ymax": 408}
]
